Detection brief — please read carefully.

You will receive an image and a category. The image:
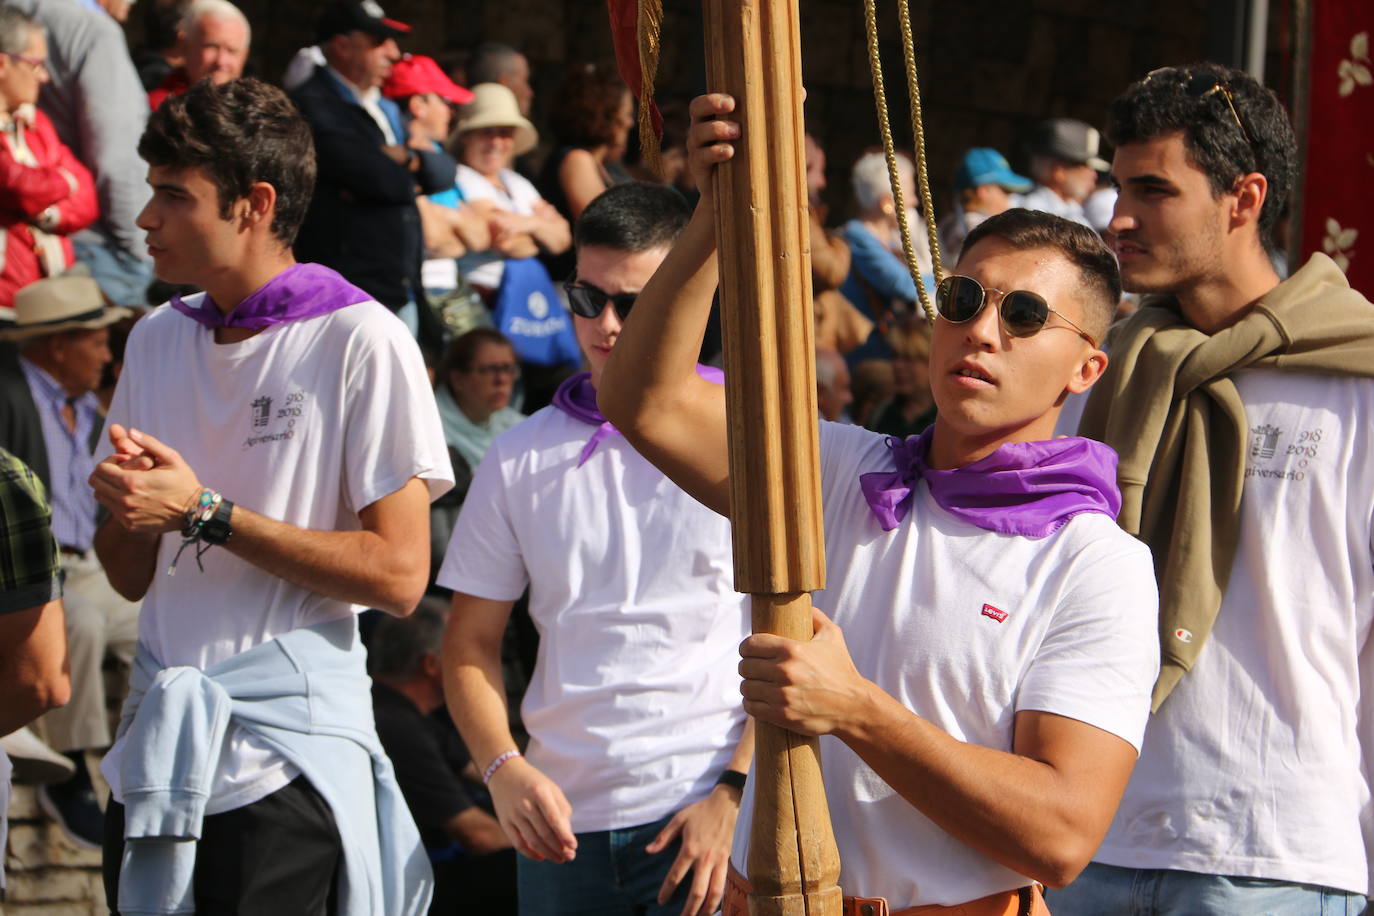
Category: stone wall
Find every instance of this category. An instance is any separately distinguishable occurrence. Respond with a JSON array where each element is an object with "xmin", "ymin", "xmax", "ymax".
[{"xmin": 2, "ymin": 783, "xmax": 104, "ymax": 916}]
